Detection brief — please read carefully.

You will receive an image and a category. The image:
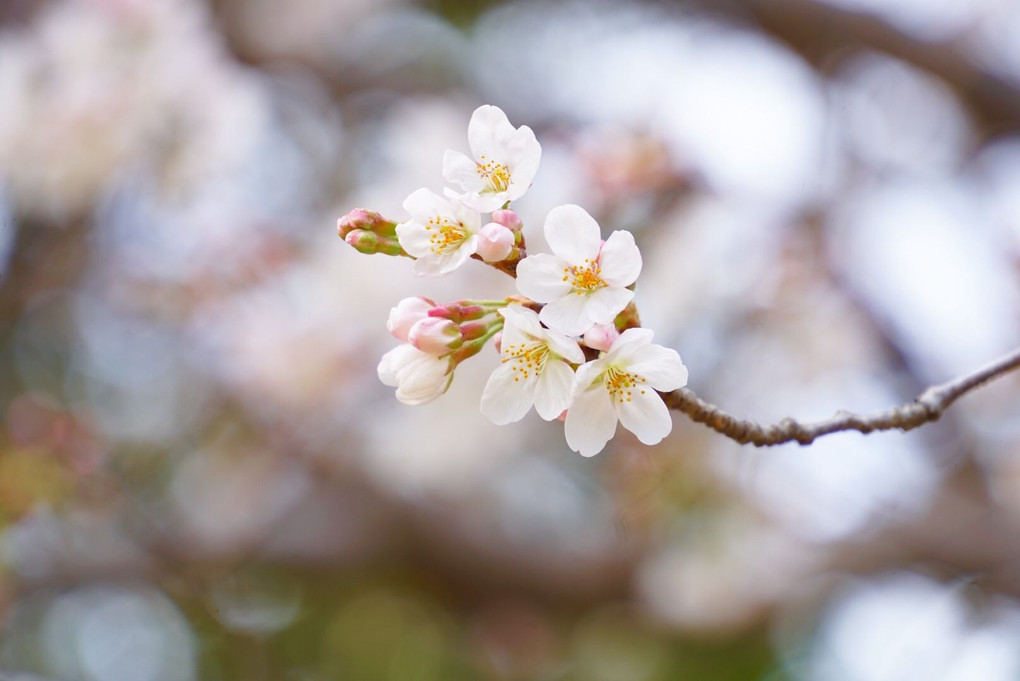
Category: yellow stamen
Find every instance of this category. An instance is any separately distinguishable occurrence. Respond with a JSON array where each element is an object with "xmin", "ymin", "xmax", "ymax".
[
  {"xmin": 476, "ymin": 154, "xmax": 511, "ymax": 193},
  {"xmin": 501, "ymin": 341, "xmax": 549, "ymax": 380},
  {"xmin": 424, "ymin": 215, "xmax": 468, "ymax": 254},
  {"xmin": 562, "ymin": 257, "xmax": 607, "ymax": 294},
  {"xmin": 604, "ymin": 366, "xmax": 647, "ymax": 404}
]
